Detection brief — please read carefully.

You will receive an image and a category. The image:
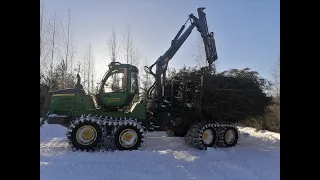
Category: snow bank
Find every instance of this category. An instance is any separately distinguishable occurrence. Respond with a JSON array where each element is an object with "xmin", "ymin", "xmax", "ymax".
[{"xmin": 40, "ymin": 124, "xmax": 280, "ymax": 180}]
